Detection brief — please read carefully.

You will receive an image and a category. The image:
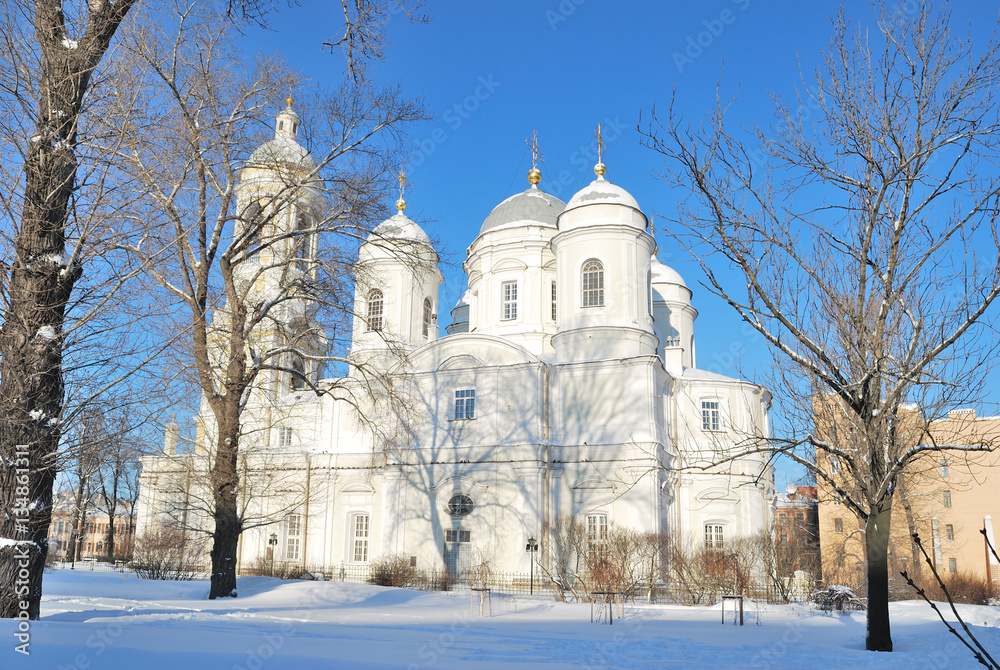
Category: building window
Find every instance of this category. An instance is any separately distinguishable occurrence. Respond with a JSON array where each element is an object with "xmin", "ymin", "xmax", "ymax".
[
  {"xmin": 290, "ymin": 355, "xmax": 306, "ymax": 391},
  {"xmin": 940, "ymin": 459, "xmax": 949, "ymax": 478},
  {"xmin": 352, "ymin": 514, "xmax": 369, "ymax": 563},
  {"xmin": 501, "ymin": 281, "xmax": 517, "ymax": 320},
  {"xmin": 581, "ymin": 259, "xmax": 605, "ymax": 307},
  {"xmin": 943, "ymin": 490, "xmax": 952, "ymax": 508},
  {"xmin": 701, "ymin": 400, "xmax": 720, "ymax": 431},
  {"xmin": 423, "ymin": 298, "xmax": 432, "ymax": 337},
  {"xmin": 454, "ymin": 389, "xmax": 475, "ymax": 420},
  {"xmin": 366, "ymin": 289, "xmax": 383, "ymax": 331},
  {"xmin": 445, "ymin": 529, "xmax": 471, "ymax": 543},
  {"xmin": 294, "ymin": 211, "xmax": 311, "ymax": 270},
  {"xmin": 551, "ymin": 281, "xmax": 557, "ymax": 321},
  {"xmin": 830, "ymin": 456, "xmax": 841, "ymax": 474},
  {"xmin": 705, "ymin": 524, "xmax": 725, "ymax": 549},
  {"xmin": 945, "ymin": 524, "xmax": 954, "ymax": 541},
  {"xmin": 587, "ymin": 514, "xmax": 609, "ymax": 559},
  {"xmin": 279, "ymin": 426, "xmax": 293, "ymax": 447},
  {"xmin": 447, "ymin": 494, "xmax": 474, "ymax": 517},
  {"xmin": 834, "ymin": 518, "xmax": 844, "ymax": 534},
  {"xmin": 948, "ymin": 558, "xmax": 957, "ymax": 574},
  {"xmin": 285, "ymin": 515, "xmax": 301, "ymax": 561},
  {"xmin": 244, "ymin": 201, "xmax": 263, "ymax": 263}
]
